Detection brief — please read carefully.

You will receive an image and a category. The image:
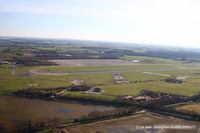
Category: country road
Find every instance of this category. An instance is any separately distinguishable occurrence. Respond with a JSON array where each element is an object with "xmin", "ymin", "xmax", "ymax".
[{"xmin": 28, "ymin": 66, "xmax": 200, "ymax": 76}]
